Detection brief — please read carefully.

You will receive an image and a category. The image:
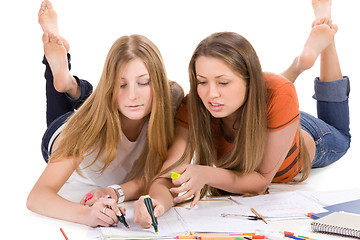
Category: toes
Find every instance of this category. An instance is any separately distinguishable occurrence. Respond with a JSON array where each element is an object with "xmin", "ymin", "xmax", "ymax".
[
  {"xmin": 331, "ymin": 24, "xmax": 338, "ymax": 33},
  {"xmin": 42, "ymin": 32, "xmax": 49, "ymax": 44},
  {"xmin": 45, "ymin": 0, "xmax": 53, "ymax": 10}
]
